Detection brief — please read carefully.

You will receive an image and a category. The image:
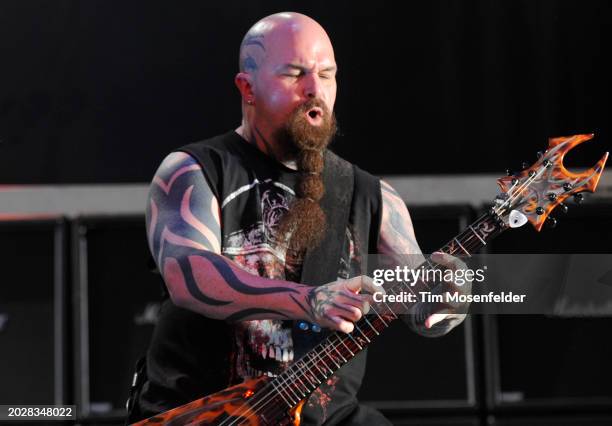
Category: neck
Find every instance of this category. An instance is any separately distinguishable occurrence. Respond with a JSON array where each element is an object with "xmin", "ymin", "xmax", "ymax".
[{"xmin": 236, "ymin": 122, "xmax": 298, "ymax": 170}]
